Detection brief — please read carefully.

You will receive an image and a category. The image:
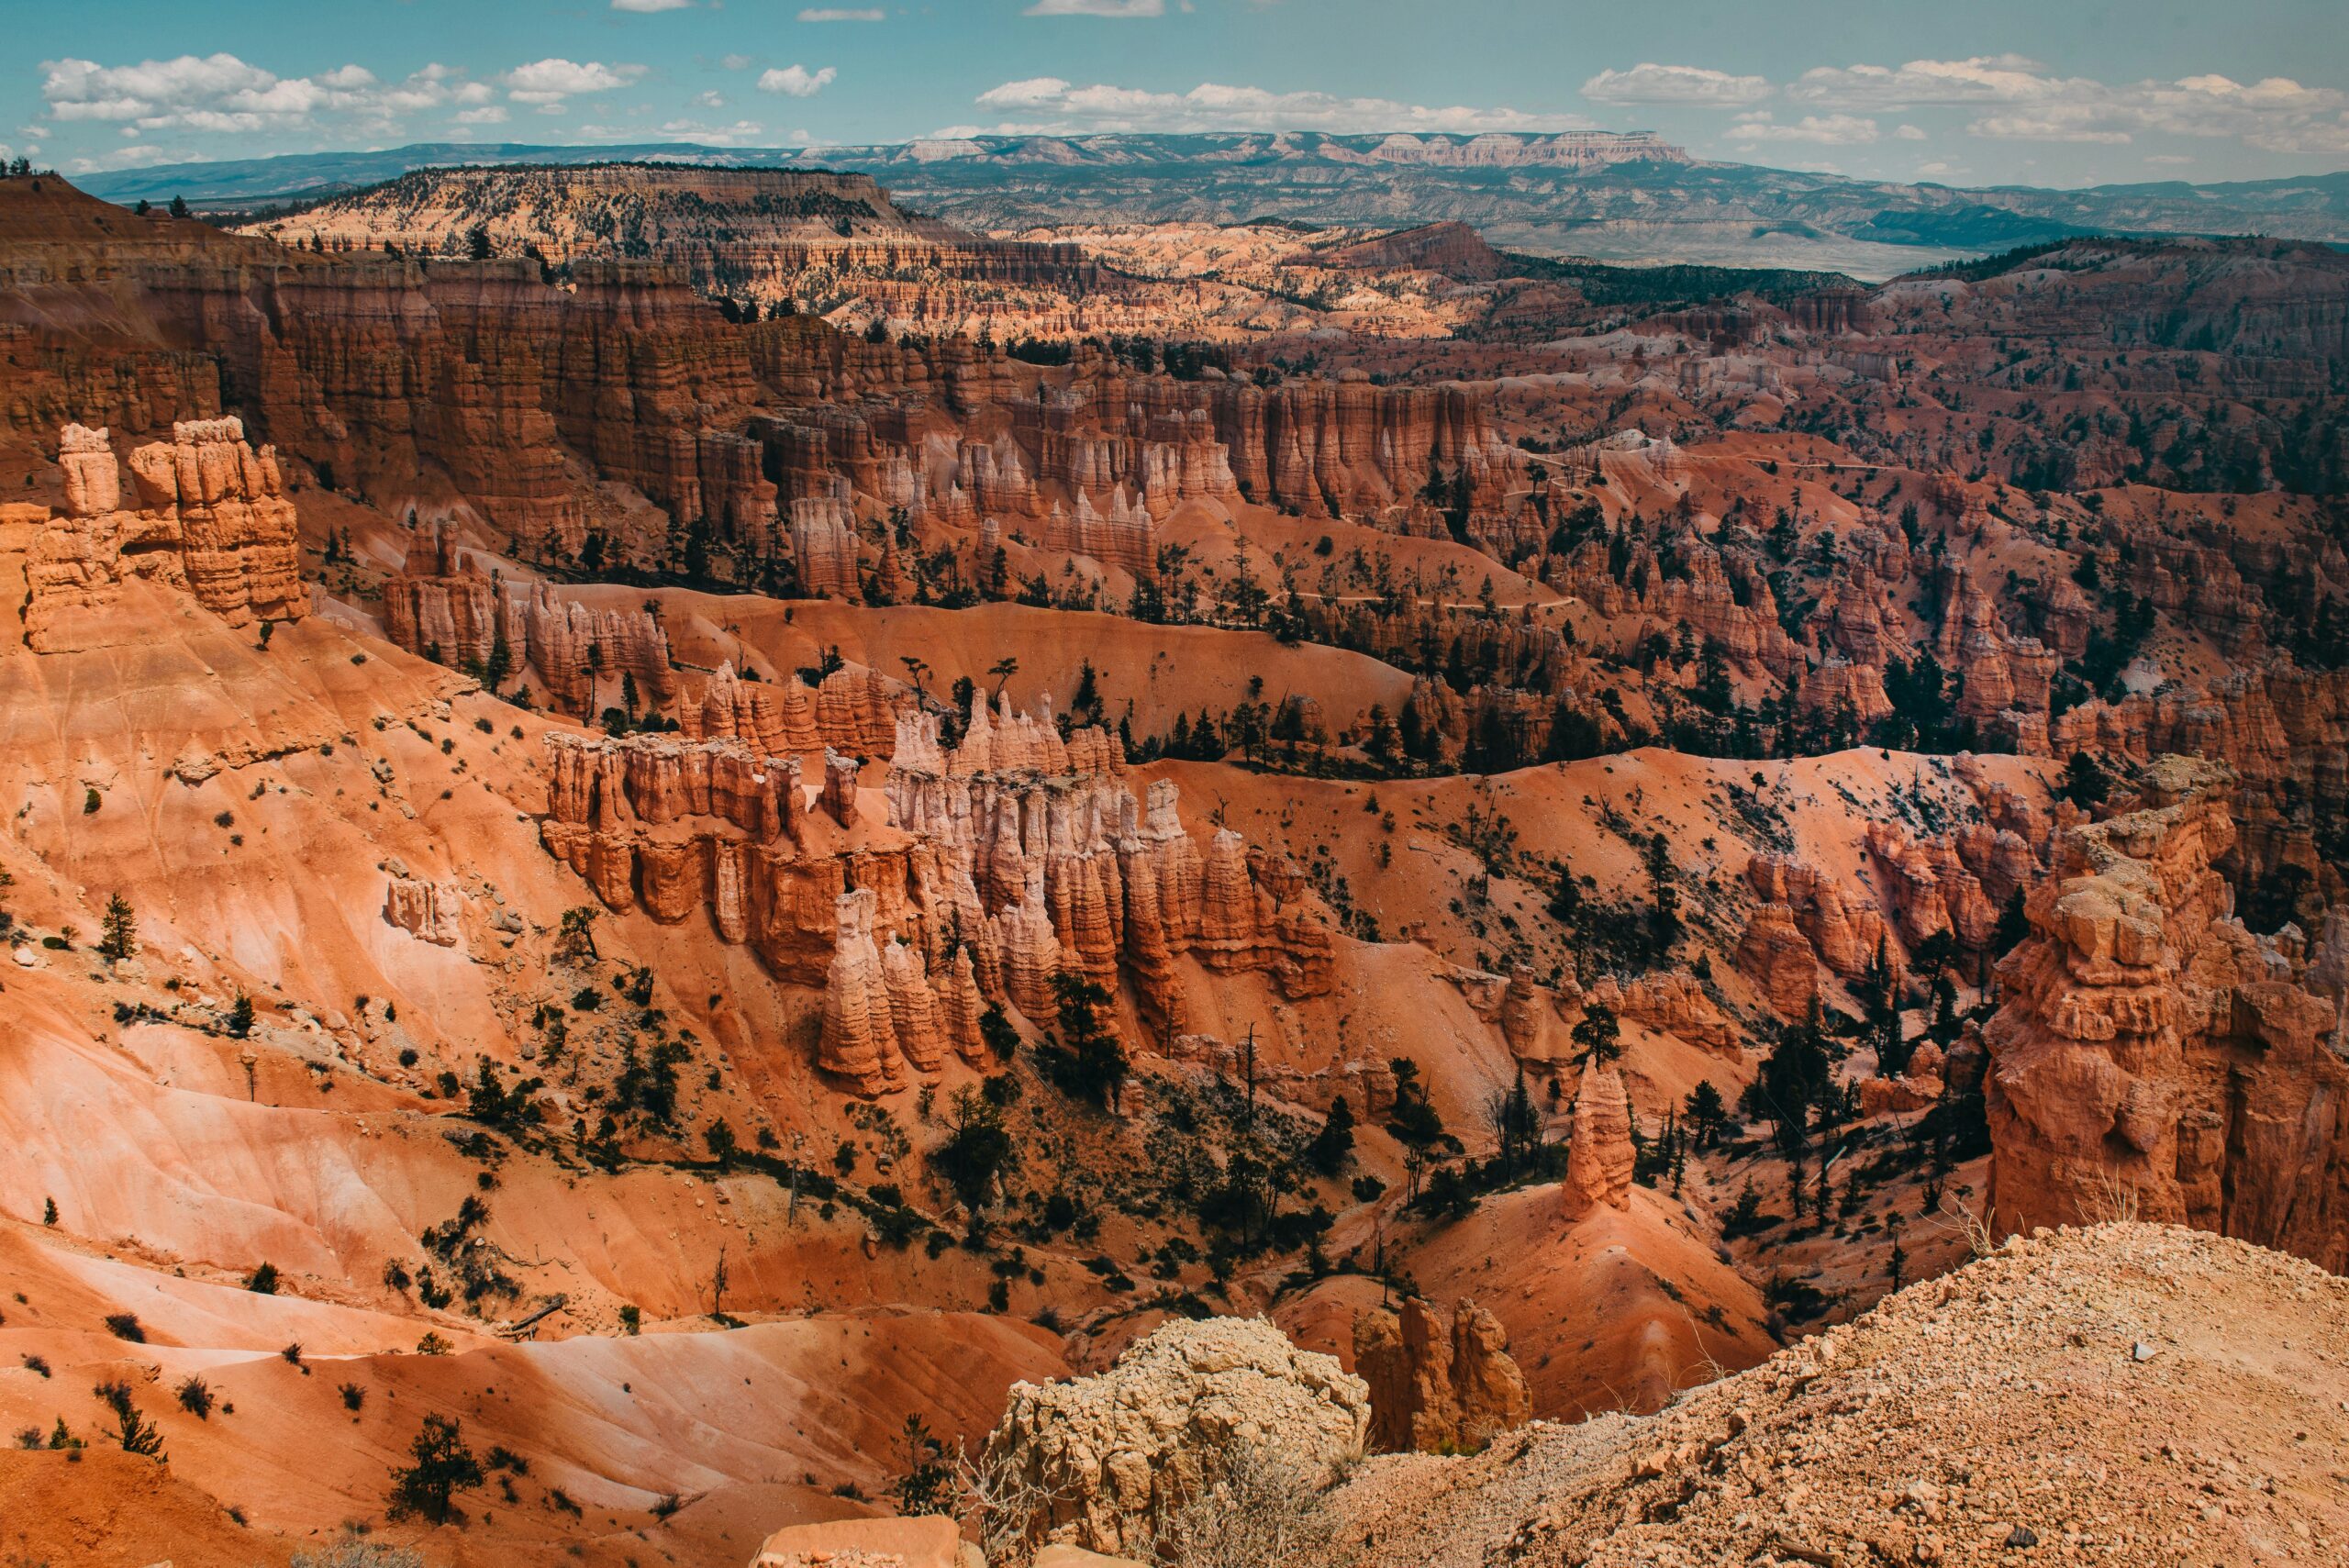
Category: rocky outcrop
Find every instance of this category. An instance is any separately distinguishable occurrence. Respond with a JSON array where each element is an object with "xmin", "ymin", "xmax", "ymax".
[
  {"xmin": 1736, "ymin": 901, "xmax": 1820, "ymax": 1018},
  {"xmin": 25, "ymin": 419, "xmax": 309, "ymax": 651},
  {"xmin": 1745, "ymin": 854, "xmax": 1892, "ymax": 979},
  {"xmin": 1561, "ymin": 1063, "xmax": 1635, "ymax": 1222},
  {"xmin": 518, "ymin": 585, "xmax": 679, "ymax": 714},
  {"xmin": 1352, "ymin": 1296, "xmax": 1531, "ymax": 1454},
  {"xmin": 1984, "ymin": 756, "xmax": 2349, "ymax": 1270},
  {"xmin": 384, "ymin": 873, "xmax": 462, "ymax": 948},
  {"xmin": 380, "ymin": 522, "xmax": 518, "ymax": 673},
  {"xmin": 379, "ymin": 528, "xmax": 680, "ymax": 714},
  {"xmin": 538, "ymin": 696, "xmax": 1332, "ymax": 1093},
  {"xmin": 787, "ymin": 495, "xmax": 863, "ymax": 600},
  {"xmin": 678, "ymin": 660, "xmax": 907, "ymax": 760},
  {"xmin": 979, "ymin": 1317, "xmax": 1368, "ymax": 1559}
]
